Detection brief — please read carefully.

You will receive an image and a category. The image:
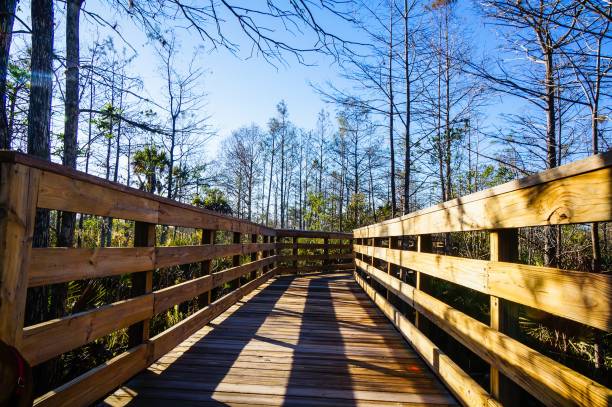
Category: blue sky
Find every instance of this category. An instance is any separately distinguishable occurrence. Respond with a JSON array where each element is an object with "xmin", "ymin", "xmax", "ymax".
[{"xmin": 13, "ymin": 0, "xmax": 523, "ymax": 158}]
